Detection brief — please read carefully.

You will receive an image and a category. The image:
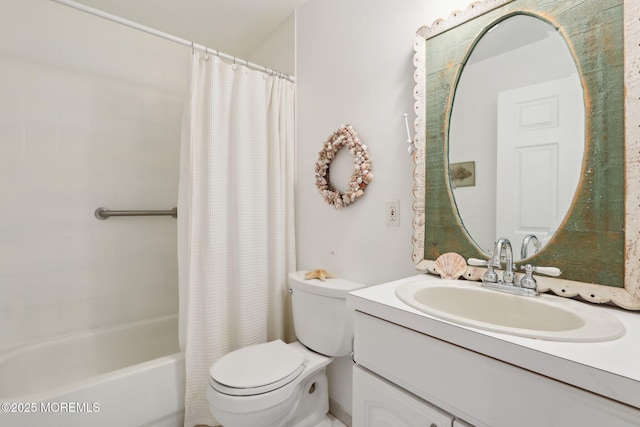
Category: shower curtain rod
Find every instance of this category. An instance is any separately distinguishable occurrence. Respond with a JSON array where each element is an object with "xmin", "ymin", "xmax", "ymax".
[{"xmin": 50, "ymin": 0, "xmax": 295, "ymax": 82}]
